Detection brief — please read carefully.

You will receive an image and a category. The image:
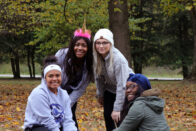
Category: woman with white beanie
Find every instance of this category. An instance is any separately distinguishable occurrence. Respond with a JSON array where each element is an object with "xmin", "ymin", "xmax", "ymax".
[{"xmin": 93, "ymin": 28, "xmax": 134, "ymax": 131}]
